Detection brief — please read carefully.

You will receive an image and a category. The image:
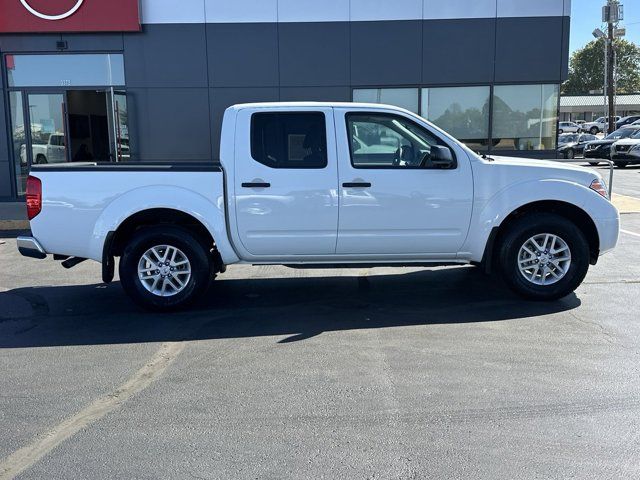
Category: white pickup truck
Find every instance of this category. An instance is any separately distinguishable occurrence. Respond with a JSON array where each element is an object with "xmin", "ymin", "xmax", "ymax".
[
  {"xmin": 20, "ymin": 133, "xmax": 67, "ymax": 165},
  {"xmin": 18, "ymin": 102, "xmax": 619, "ymax": 310}
]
